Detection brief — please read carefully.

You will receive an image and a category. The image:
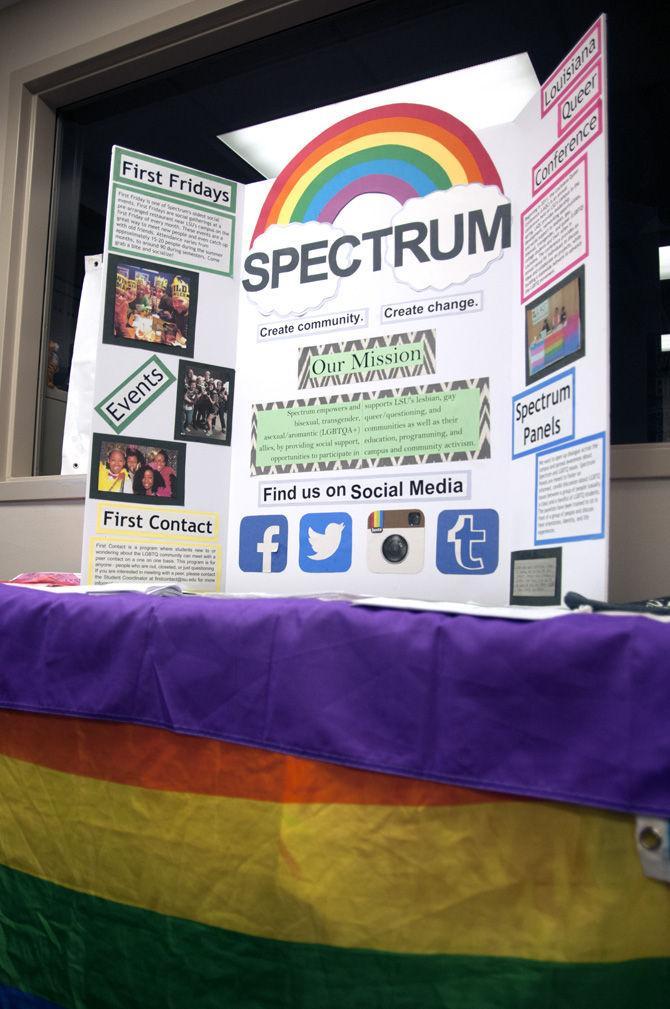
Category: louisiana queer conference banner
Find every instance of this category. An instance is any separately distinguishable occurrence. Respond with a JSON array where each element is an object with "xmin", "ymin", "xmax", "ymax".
[{"xmin": 81, "ymin": 15, "xmax": 609, "ymax": 603}]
